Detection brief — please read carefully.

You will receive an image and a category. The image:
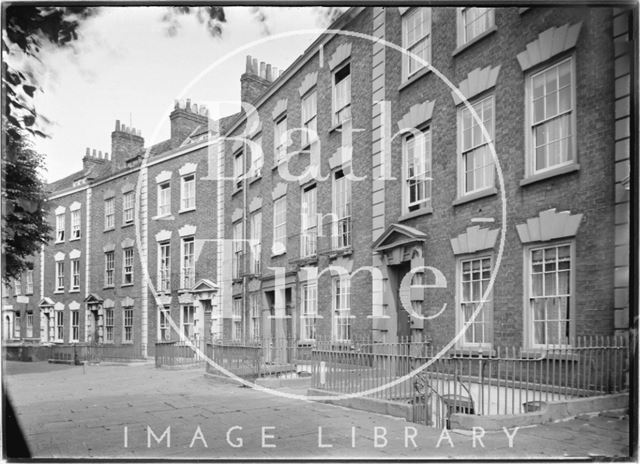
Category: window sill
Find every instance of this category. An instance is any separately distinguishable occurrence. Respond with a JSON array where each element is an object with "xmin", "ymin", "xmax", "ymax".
[
  {"xmin": 292, "ymin": 254, "xmax": 319, "ymax": 266},
  {"xmin": 54, "ymin": 240, "xmax": 65, "ymax": 244},
  {"xmin": 328, "ymin": 247, "xmax": 353, "ymax": 259},
  {"xmin": 520, "ymin": 163, "xmax": 580, "ymax": 187},
  {"xmin": 54, "ymin": 290, "xmax": 64, "ymax": 294},
  {"xmin": 121, "ymin": 283, "xmax": 134, "ymax": 288},
  {"xmin": 398, "ymin": 206, "xmax": 433, "ymax": 222},
  {"xmin": 152, "ymin": 214, "xmax": 174, "ymax": 221},
  {"xmin": 69, "ymin": 237, "xmax": 81, "ymax": 242},
  {"xmin": 328, "ymin": 119, "xmax": 352, "ymax": 135},
  {"xmin": 521, "ymin": 349, "xmax": 580, "ymax": 362},
  {"xmin": 121, "ymin": 221, "xmax": 134, "ymax": 228},
  {"xmin": 232, "ymin": 187, "xmax": 242, "ymax": 197},
  {"xmin": 452, "ymin": 26, "xmax": 497, "ymax": 57},
  {"xmin": 453, "ymin": 186, "xmax": 498, "ymax": 206},
  {"xmin": 451, "ymin": 347, "xmax": 495, "ymax": 357},
  {"xmin": 249, "ymin": 174, "xmax": 262, "ymax": 185},
  {"xmin": 69, "ymin": 289, "xmax": 80, "ymax": 293},
  {"xmin": 178, "ymin": 207, "xmax": 196, "ymax": 214},
  {"xmin": 271, "ymin": 250, "xmax": 287, "ymax": 258},
  {"xmin": 122, "ymin": 341, "xmax": 133, "ymax": 345},
  {"xmin": 104, "ymin": 227, "xmax": 115, "ymax": 232},
  {"xmin": 398, "ymin": 67, "xmax": 431, "ymax": 92},
  {"xmin": 103, "ymin": 285, "xmax": 115, "ymax": 290}
]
